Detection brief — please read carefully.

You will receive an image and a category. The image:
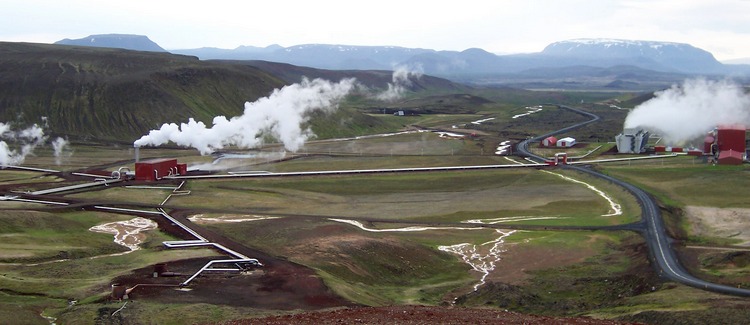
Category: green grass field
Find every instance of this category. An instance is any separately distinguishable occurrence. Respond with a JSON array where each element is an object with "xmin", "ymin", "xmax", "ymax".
[
  {"xmin": 0, "ymin": 210, "xmax": 220, "ymax": 323},
  {"xmin": 602, "ymin": 163, "xmax": 750, "ymax": 208},
  {"xmin": 1, "ymin": 95, "xmax": 749, "ymax": 323},
  {"xmin": 172, "ymin": 167, "xmax": 638, "ymax": 226}
]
